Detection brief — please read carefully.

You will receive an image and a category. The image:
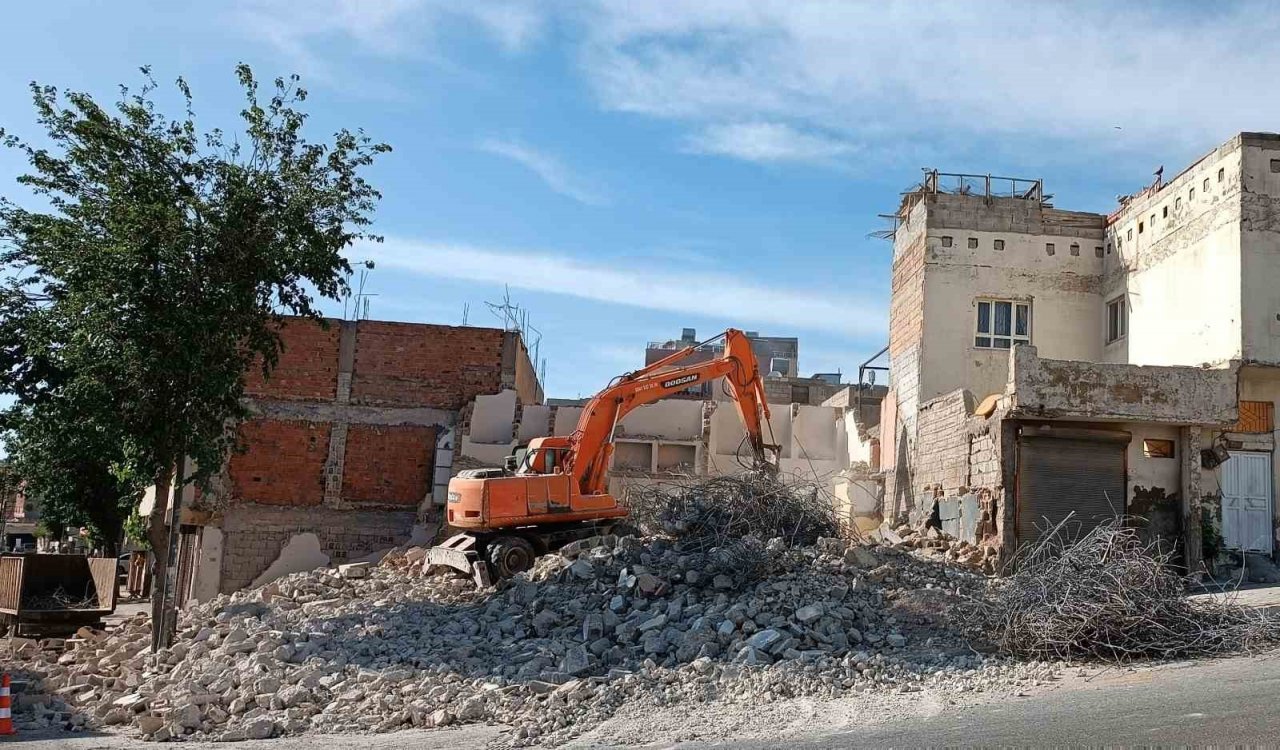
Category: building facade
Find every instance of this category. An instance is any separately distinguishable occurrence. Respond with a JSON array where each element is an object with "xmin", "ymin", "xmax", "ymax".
[{"xmin": 880, "ymin": 136, "xmax": 1280, "ymax": 570}]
